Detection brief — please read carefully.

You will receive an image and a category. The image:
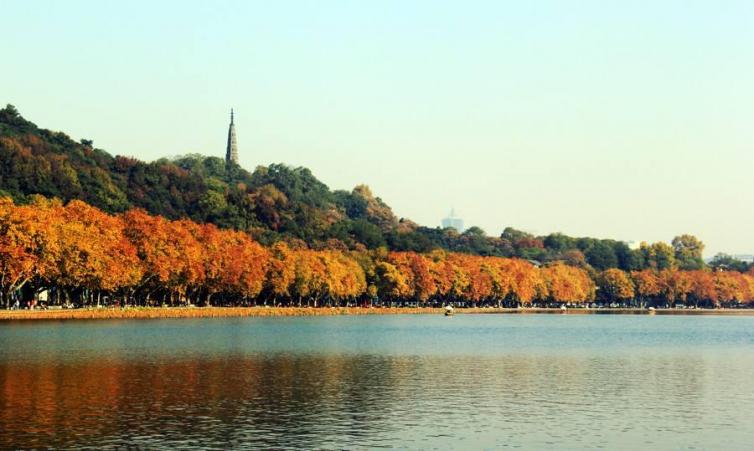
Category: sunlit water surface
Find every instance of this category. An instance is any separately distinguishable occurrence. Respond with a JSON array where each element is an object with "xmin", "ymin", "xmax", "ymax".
[{"xmin": 1, "ymin": 314, "xmax": 753, "ymax": 449}]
